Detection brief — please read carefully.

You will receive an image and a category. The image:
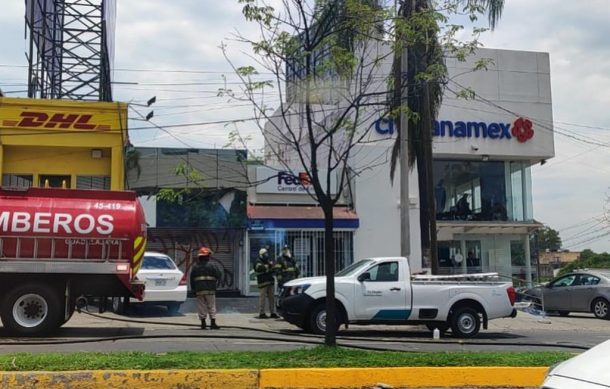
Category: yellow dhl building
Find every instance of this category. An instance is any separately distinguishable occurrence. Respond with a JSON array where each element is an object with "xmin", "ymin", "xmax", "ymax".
[{"xmin": 0, "ymin": 97, "xmax": 128, "ymax": 190}]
